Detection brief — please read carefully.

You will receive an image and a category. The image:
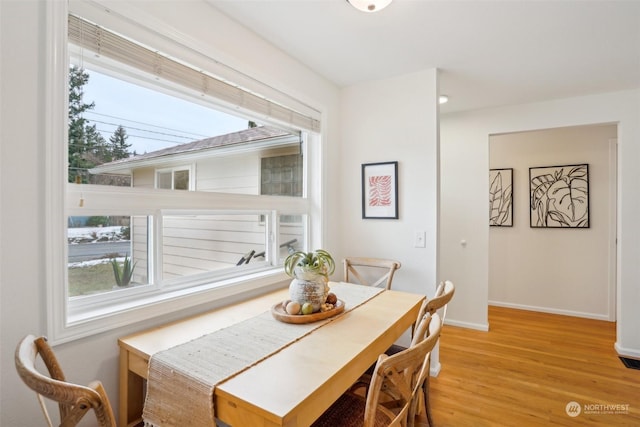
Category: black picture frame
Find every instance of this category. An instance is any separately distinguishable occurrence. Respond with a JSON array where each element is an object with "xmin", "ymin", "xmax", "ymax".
[
  {"xmin": 489, "ymin": 168, "xmax": 513, "ymax": 227},
  {"xmin": 529, "ymin": 163, "xmax": 590, "ymax": 228},
  {"xmin": 362, "ymin": 161, "xmax": 398, "ymax": 219}
]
